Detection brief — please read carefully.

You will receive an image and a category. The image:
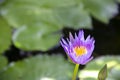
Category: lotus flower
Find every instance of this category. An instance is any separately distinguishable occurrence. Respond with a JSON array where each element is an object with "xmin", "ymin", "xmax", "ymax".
[{"xmin": 60, "ymin": 30, "xmax": 95, "ymax": 65}]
